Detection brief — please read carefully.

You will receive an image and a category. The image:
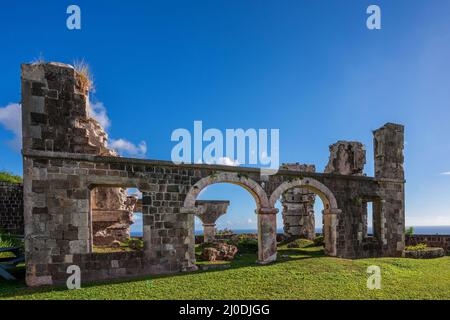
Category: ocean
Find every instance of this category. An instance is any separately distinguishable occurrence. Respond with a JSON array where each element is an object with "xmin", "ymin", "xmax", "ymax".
[{"xmin": 131, "ymin": 225, "xmax": 450, "ymax": 237}]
